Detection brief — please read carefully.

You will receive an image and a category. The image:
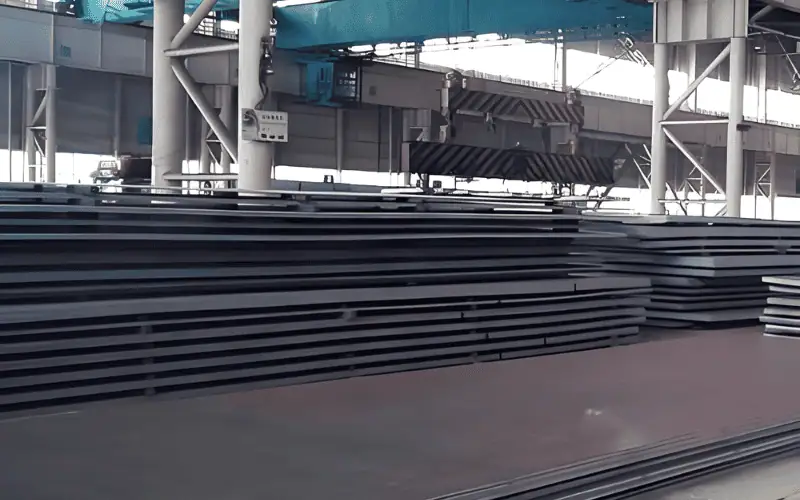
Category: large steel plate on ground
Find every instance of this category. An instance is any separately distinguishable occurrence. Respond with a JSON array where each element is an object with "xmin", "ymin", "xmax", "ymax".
[
  {"xmin": 583, "ymin": 215, "xmax": 800, "ymax": 327},
  {"xmin": 1, "ymin": 328, "xmax": 800, "ymax": 499},
  {"xmin": 0, "ymin": 184, "xmax": 649, "ymax": 413}
]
